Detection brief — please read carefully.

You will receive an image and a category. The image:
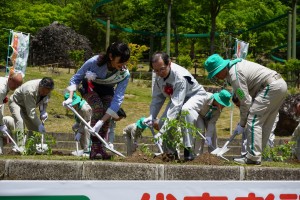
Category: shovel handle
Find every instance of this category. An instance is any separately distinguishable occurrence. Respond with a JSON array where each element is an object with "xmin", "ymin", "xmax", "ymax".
[
  {"xmin": 67, "ymin": 105, "xmax": 126, "ymax": 158},
  {"xmin": 4, "ymin": 131, "xmax": 21, "ymax": 152},
  {"xmin": 197, "ymin": 131, "xmax": 216, "ymax": 149},
  {"xmin": 149, "ymin": 126, "xmax": 164, "ymax": 154},
  {"xmin": 228, "ymin": 131, "xmax": 239, "ymax": 143}
]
